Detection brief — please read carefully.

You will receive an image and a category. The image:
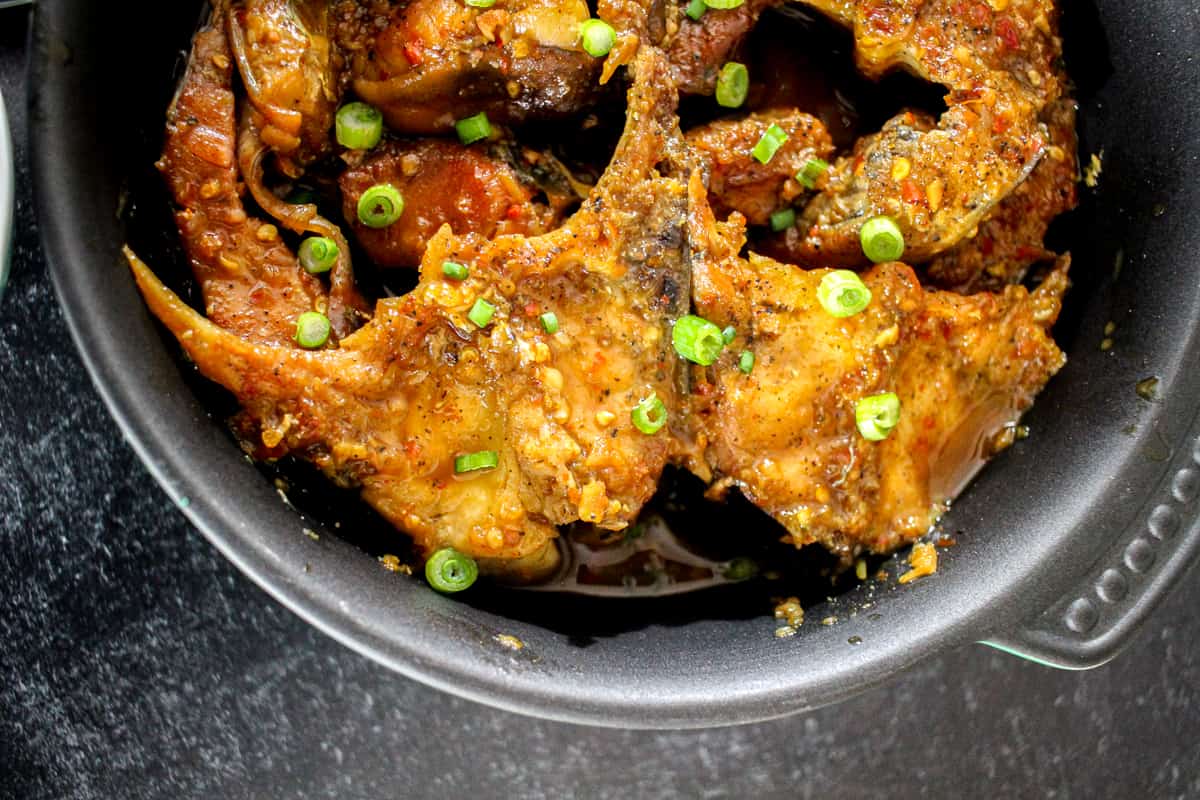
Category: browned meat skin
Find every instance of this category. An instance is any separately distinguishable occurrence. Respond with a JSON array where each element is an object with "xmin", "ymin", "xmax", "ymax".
[
  {"xmin": 228, "ymin": 0, "xmax": 343, "ymax": 175},
  {"xmin": 666, "ymin": 0, "xmax": 780, "ymax": 95},
  {"xmin": 926, "ymin": 98, "xmax": 1078, "ymax": 292},
  {"xmin": 757, "ymin": 109, "xmax": 934, "ymax": 264},
  {"xmin": 793, "ymin": 0, "xmax": 1065, "ymax": 266},
  {"xmin": 339, "ymin": 140, "xmax": 577, "ymax": 269},
  {"xmin": 349, "ymin": 0, "xmax": 600, "ymax": 134},
  {"xmin": 686, "ymin": 109, "xmax": 834, "ymax": 226},
  {"xmin": 130, "ymin": 50, "xmax": 693, "ymax": 580},
  {"xmin": 158, "ymin": 9, "xmax": 329, "ymax": 346},
  {"xmin": 685, "ymin": 180, "xmax": 1067, "ymax": 557}
]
